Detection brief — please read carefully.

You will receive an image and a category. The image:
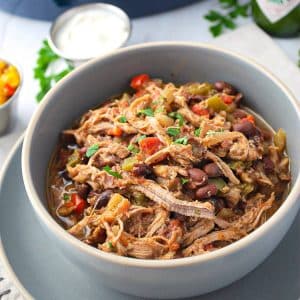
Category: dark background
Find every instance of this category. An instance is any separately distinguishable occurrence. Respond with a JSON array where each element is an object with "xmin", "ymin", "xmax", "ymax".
[{"xmin": 0, "ymin": 0, "xmax": 200, "ymax": 20}]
